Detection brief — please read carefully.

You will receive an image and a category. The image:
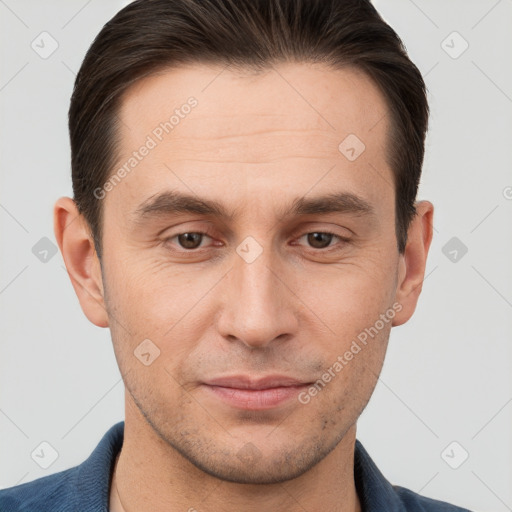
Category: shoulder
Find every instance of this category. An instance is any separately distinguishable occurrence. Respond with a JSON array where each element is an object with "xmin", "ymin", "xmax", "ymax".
[
  {"xmin": 0, "ymin": 466, "xmax": 79, "ymax": 512},
  {"xmin": 0, "ymin": 421, "xmax": 124, "ymax": 512},
  {"xmin": 394, "ymin": 484, "xmax": 474, "ymax": 511},
  {"xmin": 353, "ymin": 439, "xmax": 473, "ymax": 511}
]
